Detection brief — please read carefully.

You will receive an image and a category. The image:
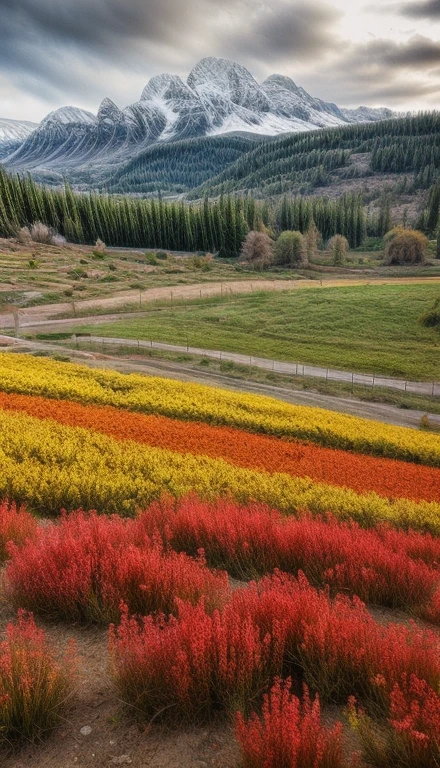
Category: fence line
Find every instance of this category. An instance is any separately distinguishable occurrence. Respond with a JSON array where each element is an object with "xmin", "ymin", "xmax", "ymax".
[{"xmin": 73, "ymin": 334, "xmax": 440, "ymax": 398}]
